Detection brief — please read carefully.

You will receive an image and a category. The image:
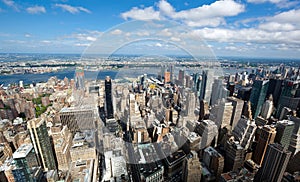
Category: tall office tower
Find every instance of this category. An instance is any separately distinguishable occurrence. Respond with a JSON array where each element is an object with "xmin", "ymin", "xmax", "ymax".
[
  {"xmin": 27, "ymin": 118, "xmax": 56, "ymax": 171},
  {"xmin": 195, "ymin": 120, "xmax": 218, "ymax": 149},
  {"xmin": 249, "ymin": 80, "xmax": 269, "ymax": 119},
  {"xmin": 164, "ymin": 71, "xmax": 171, "ymax": 83},
  {"xmin": 178, "ymin": 70, "xmax": 185, "ymax": 86},
  {"xmin": 232, "ymin": 117, "xmax": 257, "ymax": 150},
  {"xmin": 254, "ymin": 143, "xmax": 291, "ymax": 182},
  {"xmin": 289, "ymin": 116, "xmax": 300, "ymax": 155},
  {"xmin": 252, "ymin": 125, "xmax": 277, "ymax": 166},
  {"xmin": 227, "ymin": 97, "xmax": 244, "ymax": 130},
  {"xmin": 267, "ymin": 78, "xmax": 283, "ymax": 107},
  {"xmin": 12, "ymin": 144, "xmax": 43, "ymax": 181},
  {"xmin": 183, "ymin": 150, "xmax": 202, "ymax": 182},
  {"xmin": 199, "ymin": 70, "xmax": 208, "ymax": 100},
  {"xmin": 275, "ymin": 120, "xmax": 294, "ymax": 148},
  {"xmin": 203, "ymin": 147, "xmax": 224, "ymax": 180},
  {"xmin": 260, "ymin": 96, "xmax": 274, "ymax": 119},
  {"xmin": 237, "ymin": 86, "xmax": 252, "ymax": 101},
  {"xmin": 227, "ymin": 82, "xmax": 235, "ymax": 97},
  {"xmin": 185, "ymin": 75, "xmax": 193, "ymax": 88},
  {"xmin": 51, "ymin": 126, "xmax": 72, "ymax": 171},
  {"xmin": 242, "ymin": 101, "xmax": 253, "ymax": 120},
  {"xmin": 210, "ymin": 78, "xmax": 228, "ymax": 106},
  {"xmin": 185, "ymin": 89, "xmax": 196, "ymax": 117},
  {"xmin": 224, "ymin": 139, "xmax": 245, "ymax": 172},
  {"xmin": 276, "ymin": 80, "xmax": 300, "ymax": 118},
  {"xmin": 59, "ymin": 107, "xmax": 96, "ymax": 134},
  {"xmin": 169, "ymin": 64, "xmax": 174, "ymax": 82},
  {"xmin": 195, "ymin": 75, "xmax": 202, "ymax": 97},
  {"xmin": 210, "ymin": 100, "xmax": 233, "ymax": 129},
  {"xmin": 75, "ymin": 67, "xmax": 85, "ymax": 90},
  {"xmin": 105, "ymin": 76, "xmax": 114, "ymax": 119}
]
